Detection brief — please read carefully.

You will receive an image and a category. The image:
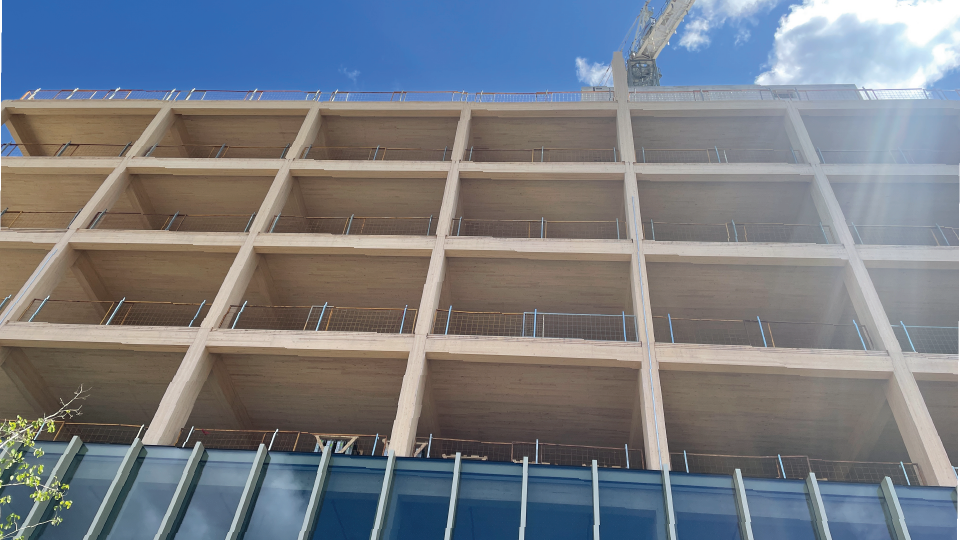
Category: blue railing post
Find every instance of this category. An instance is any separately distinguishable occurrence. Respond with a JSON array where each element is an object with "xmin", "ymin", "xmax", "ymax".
[
  {"xmin": 819, "ymin": 222, "xmax": 829, "ymax": 244},
  {"xmin": 269, "ymin": 213, "xmax": 282, "ymax": 233},
  {"xmin": 899, "ymin": 321, "xmax": 917, "ymax": 352},
  {"xmin": 444, "ymin": 305, "xmax": 453, "ymax": 335},
  {"xmin": 426, "ymin": 215, "xmax": 433, "ymax": 236},
  {"xmin": 522, "ymin": 312, "xmax": 527, "ymax": 337},
  {"xmin": 533, "ymin": 309, "xmax": 538, "ymax": 338},
  {"xmin": 853, "ymin": 319, "xmax": 867, "ymax": 350},
  {"xmin": 345, "ymin": 214, "xmax": 355, "ymax": 235},
  {"xmin": 231, "ymin": 300, "xmax": 248, "ymax": 329},
  {"xmin": 315, "ymin": 302, "xmax": 328, "ymax": 331},
  {"xmin": 641, "ymin": 147, "xmax": 646, "ymax": 163},
  {"xmin": 935, "ymin": 223, "xmax": 950, "ymax": 246},
  {"xmin": 457, "ymin": 216, "xmax": 463, "ymax": 236},
  {"xmin": 243, "ymin": 212, "xmax": 256, "ymax": 233},
  {"xmin": 622, "ymin": 311, "xmax": 627, "ymax": 342},
  {"xmin": 816, "ymin": 147, "xmax": 825, "ymax": 164},
  {"xmin": 165, "ymin": 211, "xmax": 180, "ymax": 231},
  {"xmin": 757, "ymin": 316, "xmax": 767, "ymax": 347},
  {"xmin": 715, "ymin": 146, "xmax": 721, "ymax": 163},
  {"xmin": 399, "ymin": 305, "xmax": 408, "ymax": 334},
  {"xmin": 188, "ymin": 300, "xmax": 206, "ymax": 328},
  {"xmin": 104, "ymin": 297, "xmax": 126, "ymax": 326},
  {"xmin": 540, "ymin": 217, "xmax": 545, "ymax": 239},
  {"xmin": 616, "ymin": 218, "xmax": 620, "ymax": 240},
  {"xmin": 850, "ymin": 222, "xmax": 864, "ymax": 244},
  {"xmin": 668, "ymin": 314, "xmax": 675, "ymax": 343},
  {"xmin": 732, "ymin": 221, "xmax": 739, "ymax": 242},
  {"xmin": 27, "ymin": 296, "xmax": 50, "ymax": 322},
  {"xmin": 650, "ymin": 219, "xmax": 656, "ymax": 241}
]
